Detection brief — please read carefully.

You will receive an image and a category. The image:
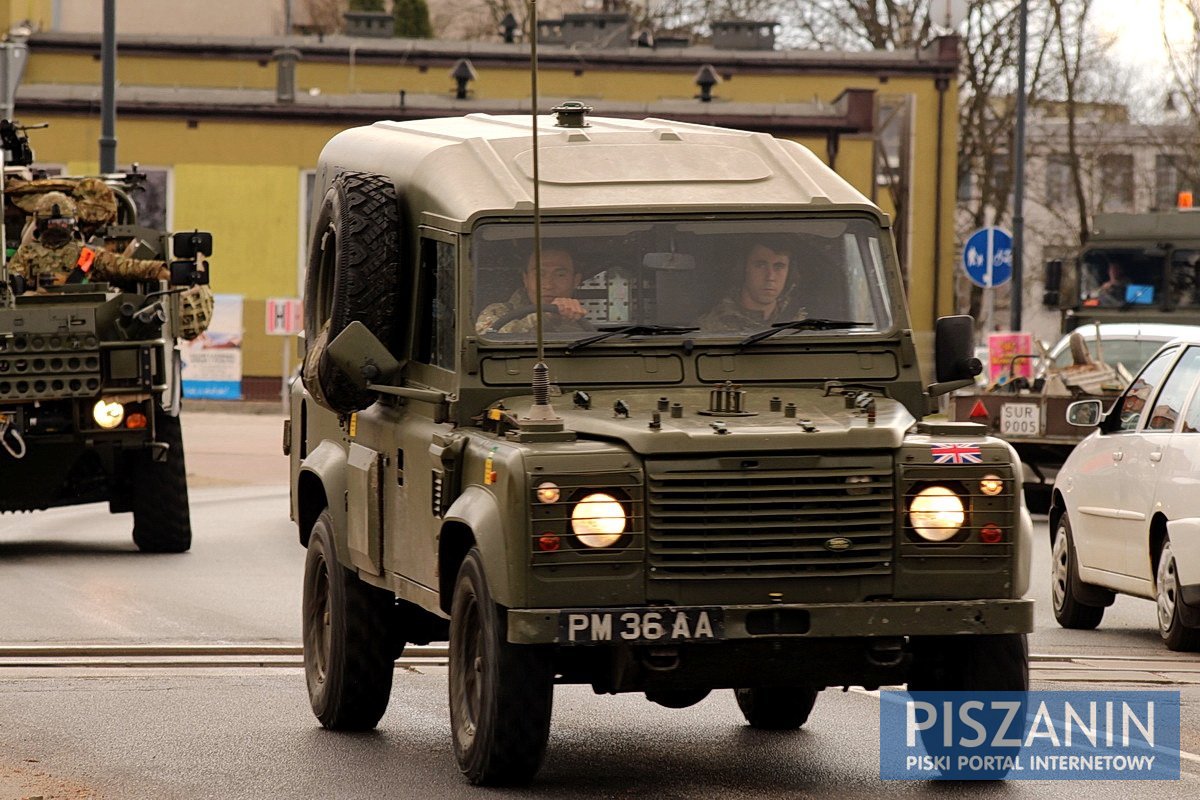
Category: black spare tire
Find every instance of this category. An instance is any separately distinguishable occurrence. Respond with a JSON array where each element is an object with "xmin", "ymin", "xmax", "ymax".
[{"xmin": 302, "ymin": 171, "xmax": 401, "ymax": 413}]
